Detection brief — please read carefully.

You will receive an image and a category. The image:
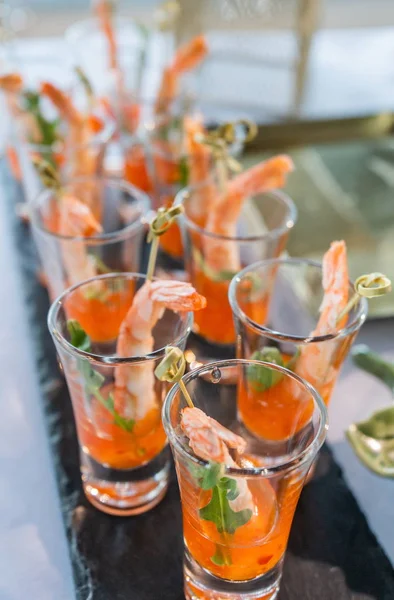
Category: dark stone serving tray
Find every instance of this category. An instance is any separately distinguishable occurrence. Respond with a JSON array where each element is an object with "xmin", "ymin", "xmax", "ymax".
[{"xmin": 4, "ymin": 164, "xmax": 394, "ymax": 600}]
